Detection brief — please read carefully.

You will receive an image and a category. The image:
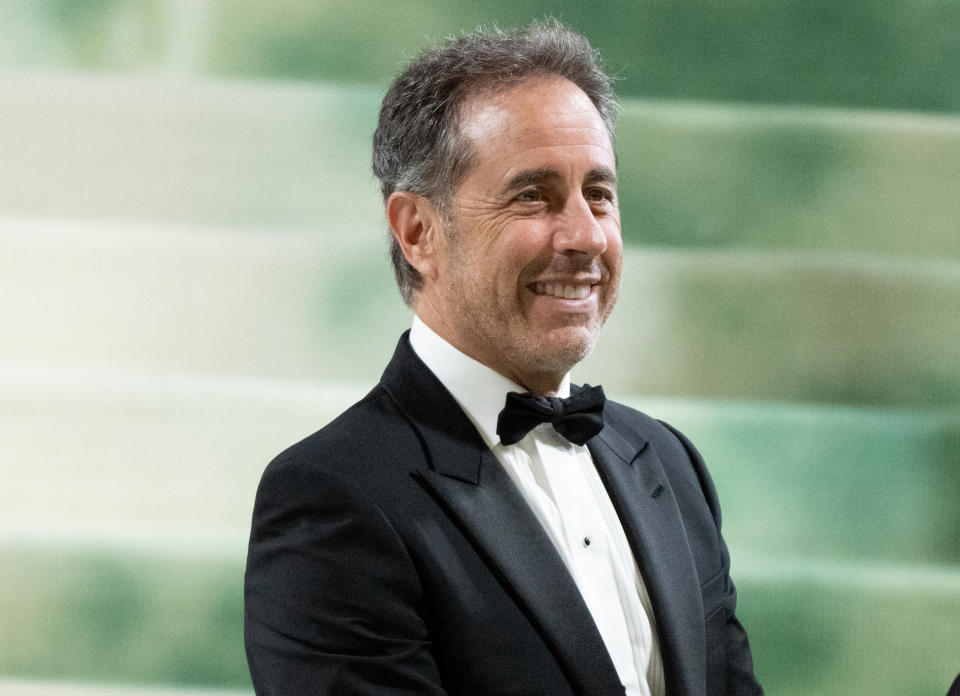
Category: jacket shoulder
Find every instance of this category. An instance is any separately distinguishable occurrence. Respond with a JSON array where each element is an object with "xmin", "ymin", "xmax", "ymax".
[{"xmin": 256, "ymin": 384, "xmax": 427, "ymax": 505}]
